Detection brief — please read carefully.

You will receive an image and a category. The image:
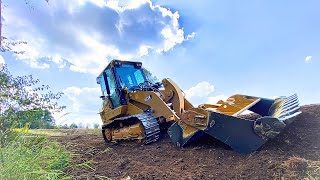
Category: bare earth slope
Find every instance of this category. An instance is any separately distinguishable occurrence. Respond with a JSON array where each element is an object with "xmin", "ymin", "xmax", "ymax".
[{"xmin": 52, "ymin": 105, "xmax": 320, "ymax": 179}]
